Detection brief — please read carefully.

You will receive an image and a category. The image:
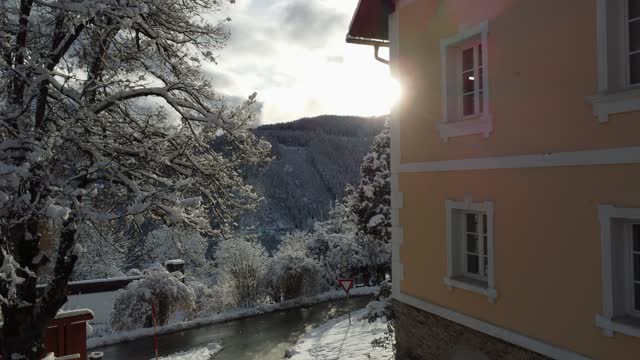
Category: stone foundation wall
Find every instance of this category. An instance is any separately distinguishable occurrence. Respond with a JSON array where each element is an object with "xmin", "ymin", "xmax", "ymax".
[{"xmin": 393, "ymin": 299, "xmax": 550, "ymax": 360}]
